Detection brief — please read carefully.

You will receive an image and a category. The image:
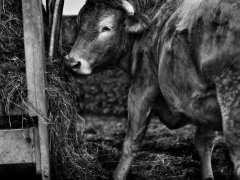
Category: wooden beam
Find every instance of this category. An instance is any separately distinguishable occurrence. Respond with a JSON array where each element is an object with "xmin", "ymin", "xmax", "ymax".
[
  {"xmin": 0, "ymin": 128, "xmax": 35, "ymax": 165},
  {"xmin": 0, "ymin": 0, "xmax": 2, "ymax": 18},
  {"xmin": 46, "ymin": 0, "xmax": 56, "ymax": 29},
  {"xmin": 48, "ymin": 0, "xmax": 64, "ymax": 59},
  {"xmin": 22, "ymin": 0, "xmax": 50, "ymax": 179}
]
